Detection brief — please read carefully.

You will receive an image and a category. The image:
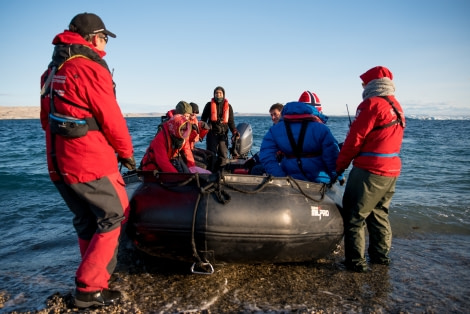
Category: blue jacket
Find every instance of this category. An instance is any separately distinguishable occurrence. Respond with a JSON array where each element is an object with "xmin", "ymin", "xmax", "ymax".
[{"xmin": 259, "ymin": 101, "xmax": 340, "ymax": 183}]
